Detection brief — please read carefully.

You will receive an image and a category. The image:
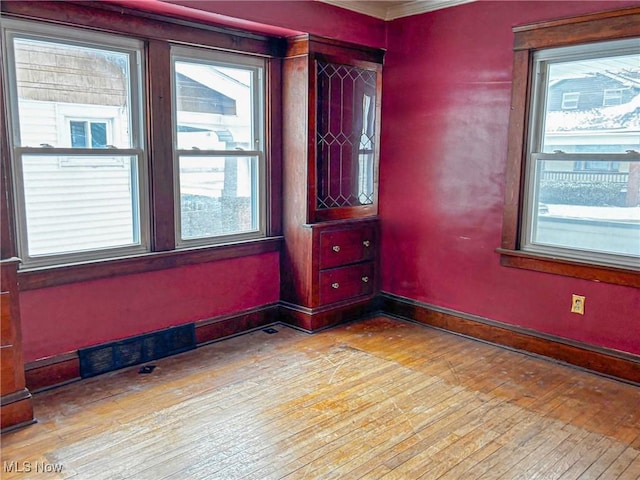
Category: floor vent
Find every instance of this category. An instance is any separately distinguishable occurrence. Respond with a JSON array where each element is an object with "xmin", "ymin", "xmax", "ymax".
[{"xmin": 78, "ymin": 324, "xmax": 196, "ymax": 378}]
